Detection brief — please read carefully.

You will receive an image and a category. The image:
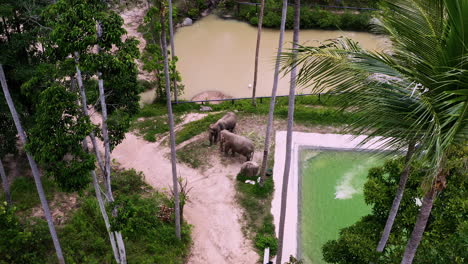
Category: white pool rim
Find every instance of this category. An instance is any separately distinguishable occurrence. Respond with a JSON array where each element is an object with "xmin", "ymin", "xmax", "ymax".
[{"xmin": 271, "ymin": 131, "xmax": 394, "ymax": 262}]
